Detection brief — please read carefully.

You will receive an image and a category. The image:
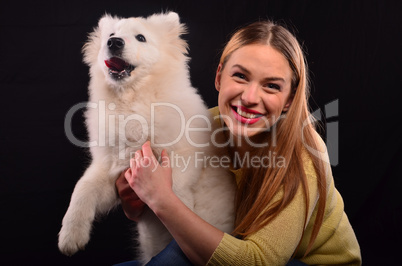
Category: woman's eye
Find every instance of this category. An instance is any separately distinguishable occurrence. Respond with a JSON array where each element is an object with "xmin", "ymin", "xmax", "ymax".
[
  {"xmin": 233, "ymin": 72, "xmax": 246, "ymax": 80},
  {"xmin": 266, "ymin": 83, "xmax": 280, "ymax": 90},
  {"xmin": 136, "ymin": 34, "xmax": 146, "ymax": 42}
]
